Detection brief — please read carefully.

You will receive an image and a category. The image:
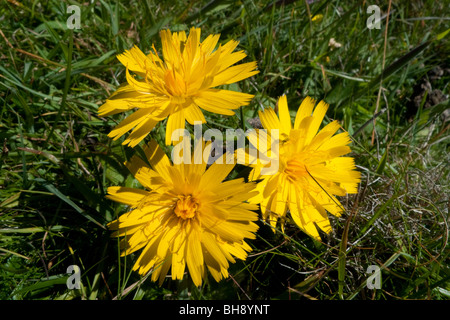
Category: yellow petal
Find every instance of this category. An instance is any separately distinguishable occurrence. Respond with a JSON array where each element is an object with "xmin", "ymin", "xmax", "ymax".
[
  {"xmin": 307, "ymin": 120, "xmax": 340, "ymax": 151},
  {"xmin": 184, "ymin": 104, "xmax": 206, "ymax": 125},
  {"xmin": 165, "ymin": 108, "xmax": 186, "ymax": 145},
  {"xmin": 305, "ymin": 100, "xmax": 329, "ymax": 144},
  {"xmin": 132, "ymin": 167, "xmax": 168, "ymax": 193},
  {"xmin": 106, "ymin": 186, "xmax": 149, "ymax": 206},
  {"xmin": 294, "ymin": 96, "xmax": 316, "ymax": 130},
  {"xmin": 305, "ymin": 193, "xmax": 333, "ymax": 234},
  {"xmin": 98, "ymin": 84, "xmax": 141, "ymax": 116},
  {"xmin": 183, "ymin": 27, "xmax": 201, "ymax": 66},
  {"xmin": 117, "ymin": 45, "xmax": 150, "ymax": 74},
  {"xmin": 318, "ymin": 132, "xmax": 352, "ymax": 151},
  {"xmin": 259, "ymin": 107, "xmax": 280, "ymax": 132},
  {"xmin": 171, "ymin": 228, "xmax": 187, "ymax": 280},
  {"xmin": 157, "ymin": 257, "xmax": 173, "ymax": 286},
  {"xmin": 186, "ymin": 227, "xmax": 204, "ymax": 286},
  {"xmin": 98, "ymin": 99, "xmax": 133, "ymax": 116},
  {"xmin": 201, "ymin": 232, "xmax": 229, "ymax": 270},
  {"xmin": 211, "ymin": 178, "xmax": 256, "ymax": 202},
  {"xmin": 107, "ymin": 109, "xmax": 150, "ymax": 140},
  {"xmin": 194, "ymin": 98, "xmax": 236, "ymax": 116},
  {"xmin": 216, "ymin": 50, "xmax": 247, "ymax": 74},
  {"xmin": 211, "ymin": 61, "xmax": 259, "ymax": 87},
  {"xmin": 277, "ymin": 95, "xmax": 291, "ymax": 136},
  {"xmin": 220, "ymin": 241, "xmax": 251, "ymax": 261},
  {"xmin": 289, "ymin": 186, "xmax": 321, "ymax": 240},
  {"xmin": 160, "ymin": 29, "xmax": 178, "ymax": 65},
  {"xmin": 199, "ymin": 162, "xmax": 235, "ymax": 191},
  {"xmin": 200, "ymin": 33, "xmax": 221, "ymax": 56},
  {"xmin": 123, "ymin": 116, "xmax": 159, "ymax": 147},
  {"xmin": 195, "ymin": 89, "xmax": 254, "ymax": 113},
  {"xmin": 125, "ymin": 67, "xmax": 153, "ymax": 93},
  {"xmin": 142, "ymin": 140, "xmax": 172, "ymax": 182}
]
